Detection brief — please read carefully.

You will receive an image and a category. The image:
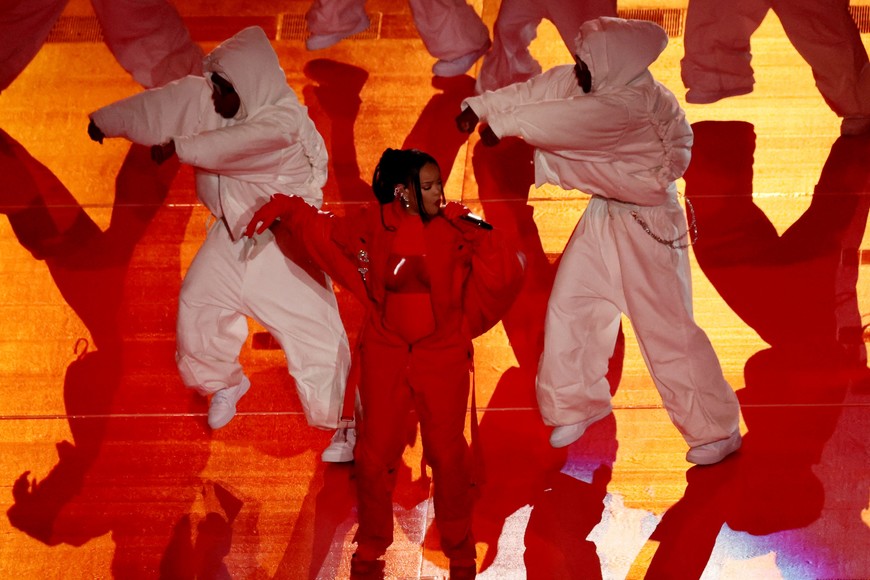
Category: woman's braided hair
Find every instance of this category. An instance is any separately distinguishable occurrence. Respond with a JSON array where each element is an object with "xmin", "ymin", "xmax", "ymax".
[{"xmin": 372, "ymin": 148, "xmax": 440, "ymax": 222}]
